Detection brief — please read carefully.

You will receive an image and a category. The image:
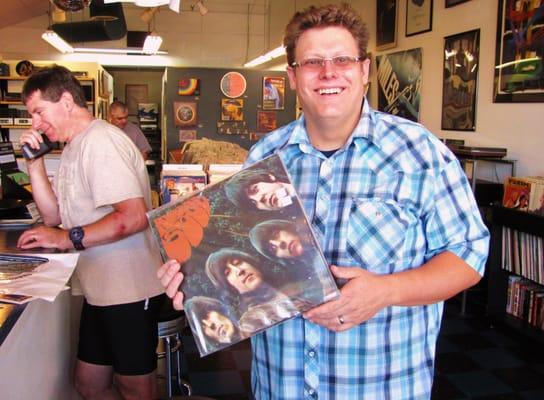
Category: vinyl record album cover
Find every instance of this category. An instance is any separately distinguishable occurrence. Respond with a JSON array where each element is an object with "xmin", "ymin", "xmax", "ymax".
[{"xmin": 148, "ymin": 155, "xmax": 339, "ymax": 356}]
